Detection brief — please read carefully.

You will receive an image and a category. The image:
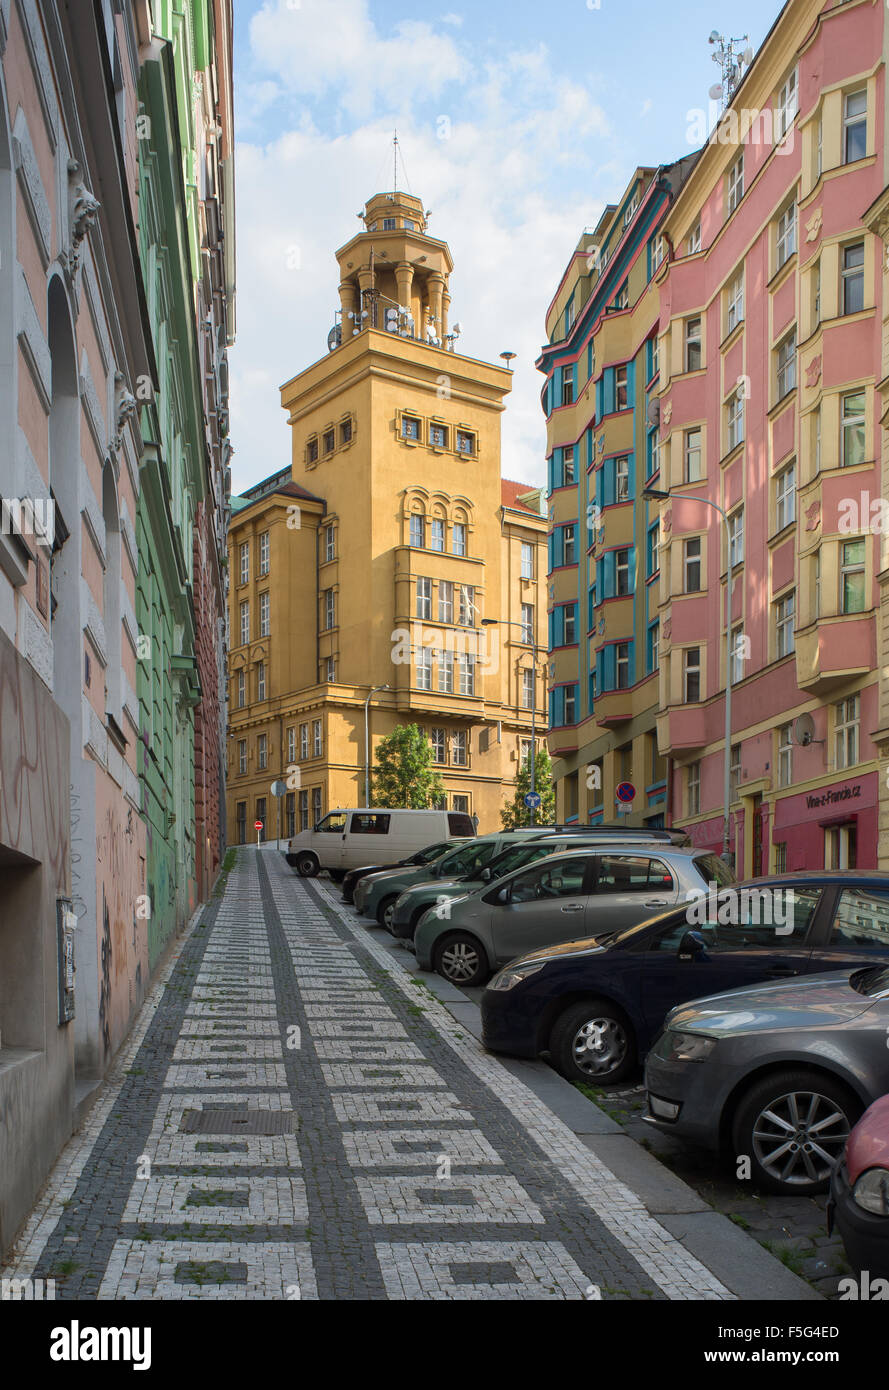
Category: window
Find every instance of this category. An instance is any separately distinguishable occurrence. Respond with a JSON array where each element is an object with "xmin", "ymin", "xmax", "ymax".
[
  {"xmin": 307, "ymin": 437, "xmax": 319, "ymax": 464},
  {"xmin": 616, "ymin": 642, "xmax": 630, "ymax": 690},
  {"xmin": 521, "ymin": 667, "xmax": 534, "ymax": 710},
  {"xmin": 684, "ymin": 317, "xmax": 702, "ymax": 372},
  {"xmin": 775, "ymin": 591, "xmax": 795, "ymax": 658},
  {"xmin": 842, "ymin": 391, "xmax": 866, "ymax": 468},
  {"xmin": 325, "ymin": 656, "xmax": 335, "ymax": 682},
  {"xmin": 564, "ymin": 606, "xmax": 576, "ymax": 644},
  {"xmin": 777, "ymin": 723, "xmax": 793, "ymax": 789},
  {"xmin": 841, "ymin": 539, "xmax": 866, "ymax": 614},
  {"xmin": 729, "ymin": 745, "xmax": 741, "ymax": 803},
  {"xmin": 613, "ymin": 282, "xmax": 628, "ymax": 311},
  {"xmin": 239, "ymin": 541, "xmax": 249, "ymax": 585},
  {"xmin": 561, "ymin": 369, "xmax": 575, "ymax": 406},
  {"xmin": 287, "ymin": 726, "xmax": 296, "ymax": 764},
  {"xmin": 842, "ymin": 242, "xmax": 865, "ymax": 316},
  {"xmin": 647, "ymin": 522, "xmax": 660, "ymax": 577},
  {"xmin": 239, "ymin": 600, "xmax": 249, "ymax": 646},
  {"xmin": 814, "ymin": 548, "xmax": 822, "ymax": 618},
  {"xmin": 776, "ymin": 331, "xmax": 796, "ymax": 401},
  {"xmin": 775, "ymin": 203, "xmax": 796, "ymax": 271},
  {"xmin": 563, "ymin": 686, "xmax": 577, "ymax": 724},
  {"xmin": 775, "ymin": 462, "xmax": 796, "ymax": 531},
  {"xmin": 325, "ymin": 525, "xmax": 335, "ymax": 562},
  {"xmin": 324, "ymin": 588, "xmax": 336, "ymax": 629},
  {"xmin": 647, "ymin": 621, "xmax": 659, "ymax": 673},
  {"xmin": 256, "ymin": 798, "xmax": 266, "ymax": 839},
  {"xmin": 812, "ymin": 262, "xmax": 821, "ymax": 325},
  {"xmin": 313, "ymin": 719, "xmax": 322, "ymax": 757},
  {"xmin": 562, "ymin": 527, "xmax": 577, "ymax": 566},
  {"xmin": 726, "ymin": 271, "xmax": 744, "ymax": 333},
  {"xmin": 323, "ymin": 429, "xmax": 335, "ymax": 455},
  {"xmin": 687, "ymin": 761, "xmax": 701, "ymax": 816},
  {"xmin": 649, "ymin": 335, "xmax": 660, "ymax": 379},
  {"xmin": 509, "ymin": 856, "xmax": 589, "ymax": 904},
  {"xmin": 521, "ymin": 542, "xmax": 534, "ymax": 580},
  {"xmin": 383, "ymin": 217, "xmax": 396, "ymax": 230},
  {"xmin": 815, "ymin": 116, "xmax": 823, "ymax": 179},
  {"xmin": 430, "ymin": 727, "xmax": 446, "ymax": 763},
  {"xmin": 775, "ymin": 841, "xmax": 787, "ymax": 873},
  {"xmin": 237, "ymin": 670, "xmax": 245, "ymax": 709},
  {"xmin": 563, "ymin": 447, "xmax": 576, "ymax": 485},
  {"xmin": 683, "ymin": 647, "xmax": 701, "ymax": 702},
  {"xmin": 430, "ymin": 518, "xmax": 445, "ymax": 552},
  {"xmin": 727, "ymin": 153, "xmax": 744, "ymax": 214},
  {"xmin": 286, "ymin": 793, "xmax": 295, "ymax": 839},
  {"xmin": 312, "ymin": 788, "xmax": 322, "ymax": 825},
  {"xmin": 521, "ymin": 603, "xmax": 534, "ymax": 643},
  {"xmin": 458, "ymin": 584, "xmax": 475, "ymax": 626},
  {"xmin": 236, "ymin": 801, "xmax": 246, "ymax": 844},
  {"xmin": 684, "ymin": 537, "xmax": 702, "ymax": 592},
  {"xmin": 825, "ymin": 824, "xmax": 857, "ymax": 871},
  {"xmin": 456, "ymin": 430, "xmax": 475, "ymax": 455},
  {"xmin": 409, "ymin": 513, "xmax": 425, "ymax": 548},
  {"xmin": 844, "ymin": 90, "xmax": 867, "ymax": 164},
  {"xmin": 298, "ymin": 789, "xmax": 308, "ymax": 830},
  {"xmin": 624, "ymin": 192, "xmax": 639, "ymax": 226},
  {"xmin": 727, "ymin": 390, "xmax": 744, "ymax": 451},
  {"xmin": 684, "ymin": 427, "xmax": 702, "ymax": 482},
  {"xmin": 615, "ymin": 366, "xmax": 628, "ymax": 411},
  {"xmin": 238, "ymin": 739, "xmax": 247, "ymax": 775},
  {"xmin": 430, "ymin": 423, "xmax": 448, "ymax": 447},
  {"xmin": 776, "ymin": 67, "xmax": 798, "ymax": 139},
  {"xmin": 416, "ymin": 646, "xmax": 433, "ymax": 691},
  {"xmin": 259, "ymin": 531, "xmax": 270, "ymax": 576},
  {"xmin": 452, "ymin": 730, "xmax": 467, "ymax": 766},
  {"xmin": 416, "ymin": 576, "xmax": 432, "ymax": 620},
  {"xmin": 458, "ymin": 652, "xmax": 476, "ymax": 696},
  {"xmin": 728, "ymin": 510, "xmax": 744, "ymax": 568},
  {"xmin": 402, "ymin": 416, "xmax": 421, "ymax": 441},
  {"xmin": 835, "ymin": 694, "xmax": 860, "ymax": 771},
  {"xmin": 257, "ymin": 661, "xmax": 266, "ymax": 701},
  {"xmin": 616, "ymin": 548, "xmax": 631, "ymax": 596},
  {"xmin": 259, "ymin": 591, "xmax": 270, "ymax": 637},
  {"xmin": 340, "ymin": 418, "xmax": 352, "ymax": 445},
  {"xmin": 616, "ymin": 455, "xmax": 629, "ymax": 501},
  {"xmin": 257, "ymin": 733, "xmax": 267, "ymax": 770},
  {"xmin": 452, "ymin": 523, "xmax": 467, "ymax": 556},
  {"xmin": 651, "ymin": 235, "xmax": 665, "ymax": 273},
  {"xmin": 687, "ymin": 220, "xmax": 702, "ymax": 254},
  {"xmin": 730, "ymin": 624, "xmax": 745, "ymax": 685},
  {"xmin": 300, "ymin": 723, "xmax": 308, "ymax": 759},
  {"xmin": 565, "ymin": 297, "xmax": 576, "ymax": 332},
  {"xmin": 438, "ymin": 648, "xmax": 454, "ymax": 693},
  {"xmin": 832, "ymin": 888, "xmax": 889, "ymax": 948}
]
